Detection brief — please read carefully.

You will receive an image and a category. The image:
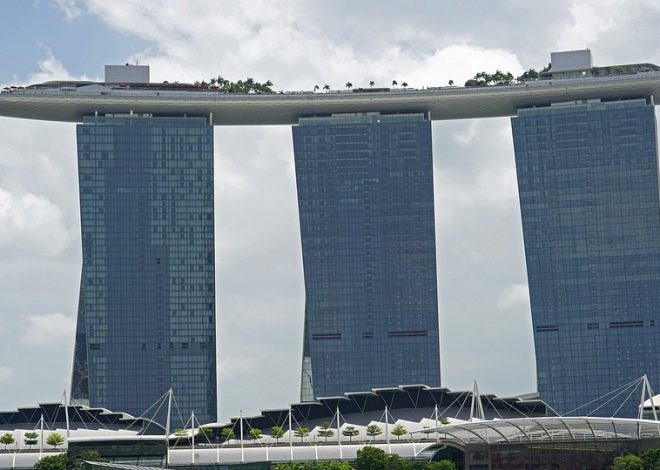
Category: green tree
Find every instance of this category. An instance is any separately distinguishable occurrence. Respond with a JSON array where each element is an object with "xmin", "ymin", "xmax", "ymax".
[
  {"xmin": 322, "ymin": 462, "xmax": 352, "ymax": 470},
  {"xmin": 341, "ymin": 425, "xmax": 359, "ymax": 442},
  {"xmin": 220, "ymin": 428, "xmax": 236, "ymax": 441},
  {"xmin": 249, "ymin": 427, "xmax": 262, "ymax": 442},
  {"xmin": 345, "ymin": 82, "xmax": 353, "ymax": 90},
  {"xmin": 356, "ymin": 446, "xmax": 390, "ymax": 470},
  {"xmin": 274, "ymin": 462, "xmax": 351, "ymax": 470},
  {"xmin": 24, "ymin": 431, "xmax": 38, "ymax": 449},
  {"xmin": 427, "ymin": 461, "xmax": 457, "ymax": 470},
  {"xmin": 34, "ymin": 454, "xmax": 67, "ymax": 470},
  {"xmin": 0, "ymin": 432, "xmax": 15, "ymax": 449},
  {"xmin": 196, "ymin": 427, "xmax": 213, "ymax": 442},
  {"xmin": 366, "ymin": 424, "xmax": 382, "ymax": 441},
  {"xmin": 448, "ymin": 80, "xmax": 454, "ymax": 86},
  {"xmin": 294, "ymin": 426, "xmax": 310, "ymax": 442},
  {"xmin": 313, "ymin": 84, "xmax": 320, "ymax": 92},
  {"xmin": 516, "ymin": 68, "xmax": 539, "ymax": 82},
  {"xmin": 323, "ymin": 84, "xmax": 330, "ymax": 92},
  {"xmin": 369, "ymin": 81, "xmax": 375, "ymax": 88},
  {"xmin": 71, "ymin": 451, "xmax": 108, "ymax": 470},
  {"xmin": 641, "ymin": 448, "xmax": 660, "ymax": 468},
  {"xmin": 392, "ymin": 80, "xmax": 398, "ymax": 87},
  {"xmin": 464, "ymin": 69, "xmax": 515, "ymax": 87},
  {"xmin": 440, "ymin": 417, "xmax": 450, "ymax": 425},
  {"xmin": 34, "ymin": 450, "xmax": 107, "ymax": 470},
  {"xmin": 401, "ymin": 81, "xmax": 408, "ymax": 90},
  {"xmin": 391, "ymin": 423, "xmax": 407, "ymax": 441},
  {"xmin": 270, "ymin": 425, "xmax": 285, "ymax": 443},
  {"xmin": 317, "ymin": 421, "xmax": 335, "ymax": 442},
  {"xmin": 612, "ymin": 454, "xmax": 643, "ymax": 470},
  {"xmin": 47, "ymin": 433, "xmax": 64, "ymax": 449},
  {"xmin": 174, "ymin": 428, "xmax": 188, "ymax": 444}
]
